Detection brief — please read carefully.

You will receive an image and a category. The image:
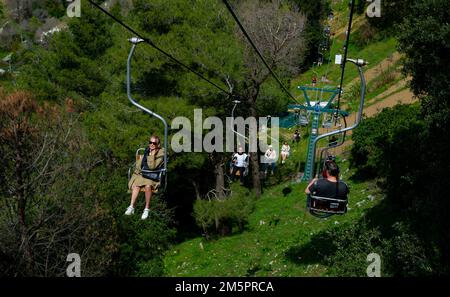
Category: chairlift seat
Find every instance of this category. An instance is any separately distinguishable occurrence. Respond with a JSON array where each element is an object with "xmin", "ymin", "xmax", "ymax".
[
  {"xmin": 322, "ymin": 121, "xmax": 332, "ymax": 128},
  {"xmin": 307, "ymin": 194, "xmax": 347, "ymax": 216},
  {"xmin": 299, "ymin": 116, "xmax": 309, "ymax": 126},
  {"xmin": 128, "ymin": 148, "xmax": 166, "ymax": 193}
]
